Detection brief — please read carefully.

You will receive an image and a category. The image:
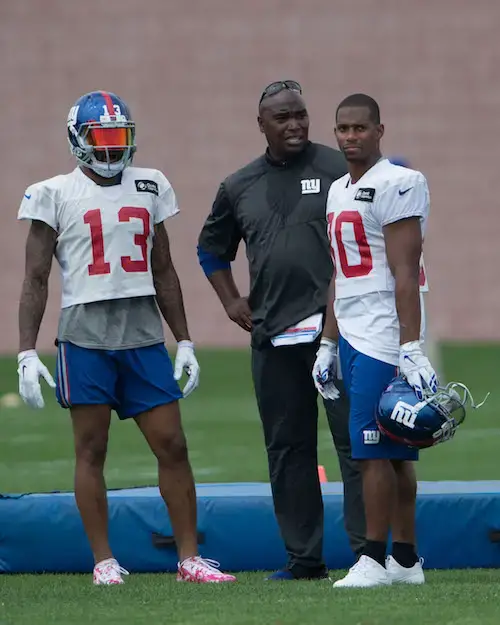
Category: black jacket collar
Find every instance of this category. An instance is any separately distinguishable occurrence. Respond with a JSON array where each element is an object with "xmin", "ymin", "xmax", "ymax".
[{"xmin": 264, "ymin": 141, "xmax": 313, "ymax": 168}]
